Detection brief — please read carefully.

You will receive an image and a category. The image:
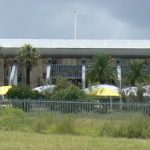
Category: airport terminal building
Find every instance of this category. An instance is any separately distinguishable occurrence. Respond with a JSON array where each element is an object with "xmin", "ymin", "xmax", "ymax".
[{"xmin": 1, "ymin": 39, "xmax": 150, "ymax": 87}]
